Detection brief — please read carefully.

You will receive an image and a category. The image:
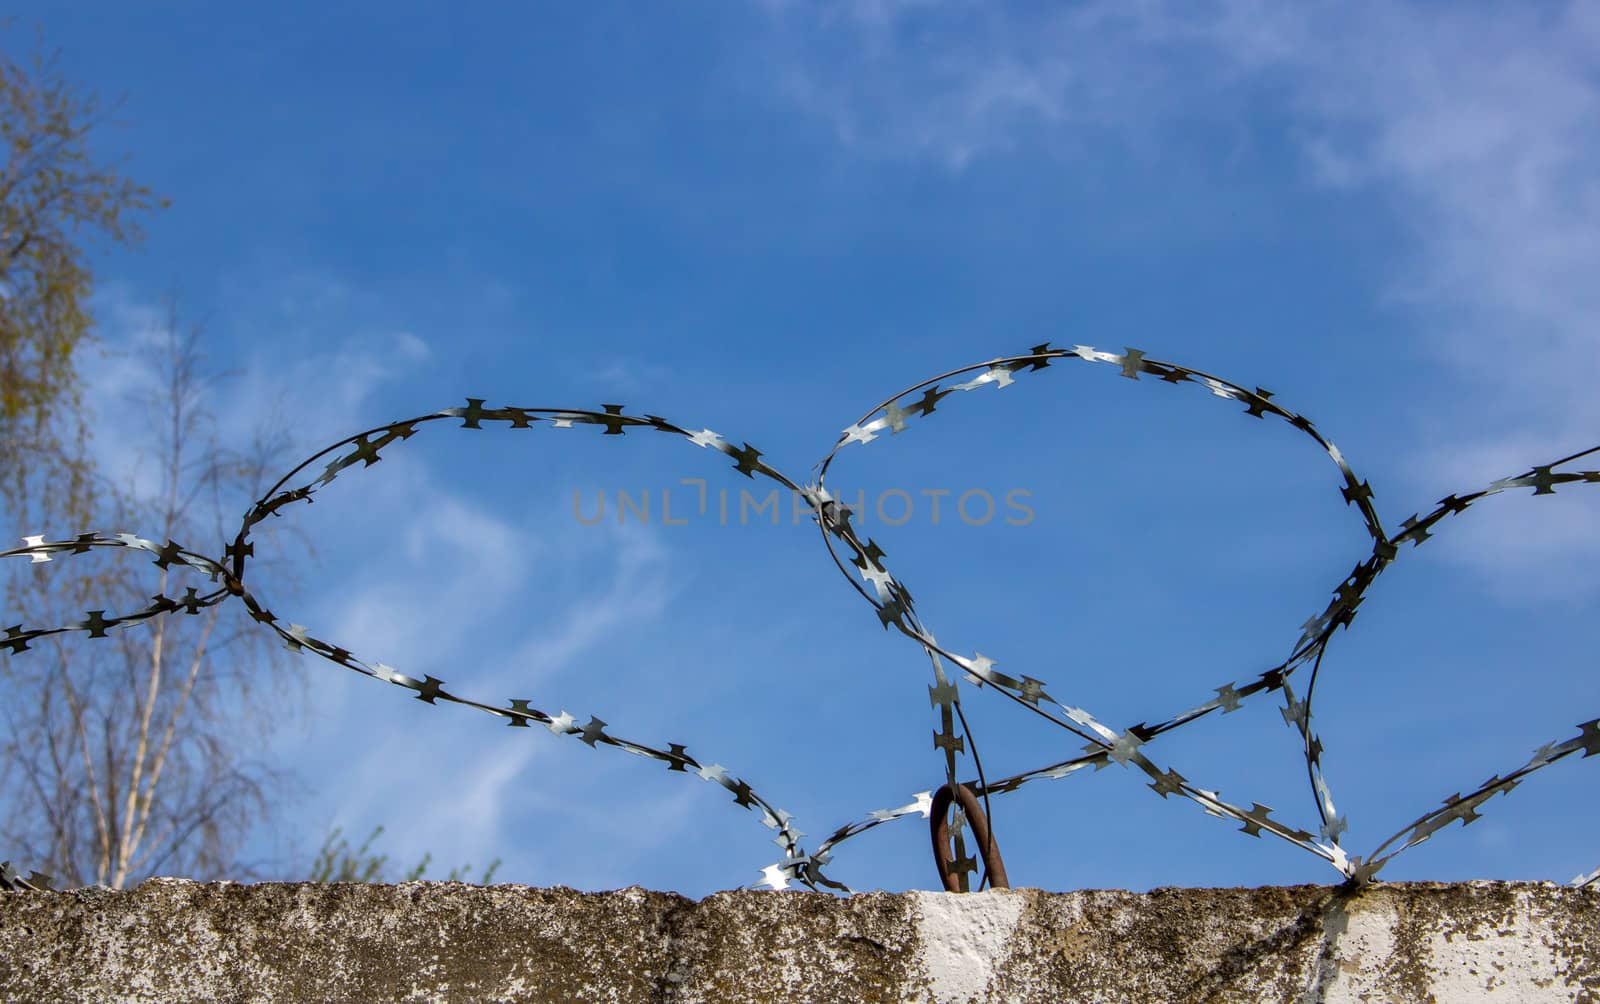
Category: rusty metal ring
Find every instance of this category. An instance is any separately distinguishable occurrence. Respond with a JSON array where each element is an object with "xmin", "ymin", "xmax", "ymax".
[{"xmin": 929, "ymin": 782, "xmax": 1010, "ymax": 891}]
